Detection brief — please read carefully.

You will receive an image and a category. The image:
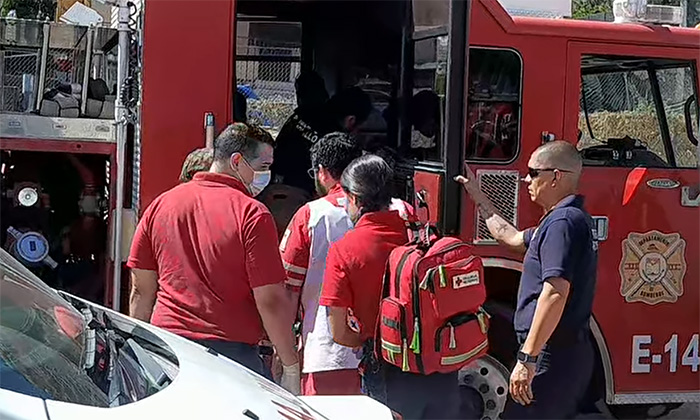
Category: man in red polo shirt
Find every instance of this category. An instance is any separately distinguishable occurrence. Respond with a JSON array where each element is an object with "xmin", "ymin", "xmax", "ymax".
[{"xmin": 127, "ymin": 123, "xmax": 300, "ymax": 394}]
